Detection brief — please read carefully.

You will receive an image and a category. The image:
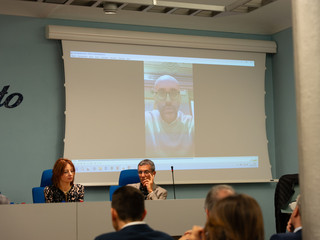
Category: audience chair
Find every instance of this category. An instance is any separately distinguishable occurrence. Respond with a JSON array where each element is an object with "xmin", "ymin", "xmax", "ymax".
[
  {"xmin": 40, "ymin": 169, "xmax": 53, "ymax": 187},
  {"xmin": 32, "ymin": 169, "xmax": 53, "ymax": 203},
  {"xmin": 274, "ymin": 173, "xmax": 299, "ymax": 233},
  {"xmin": 109, "ymin": 169, "xmax": 140, "ymax": 200}
]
